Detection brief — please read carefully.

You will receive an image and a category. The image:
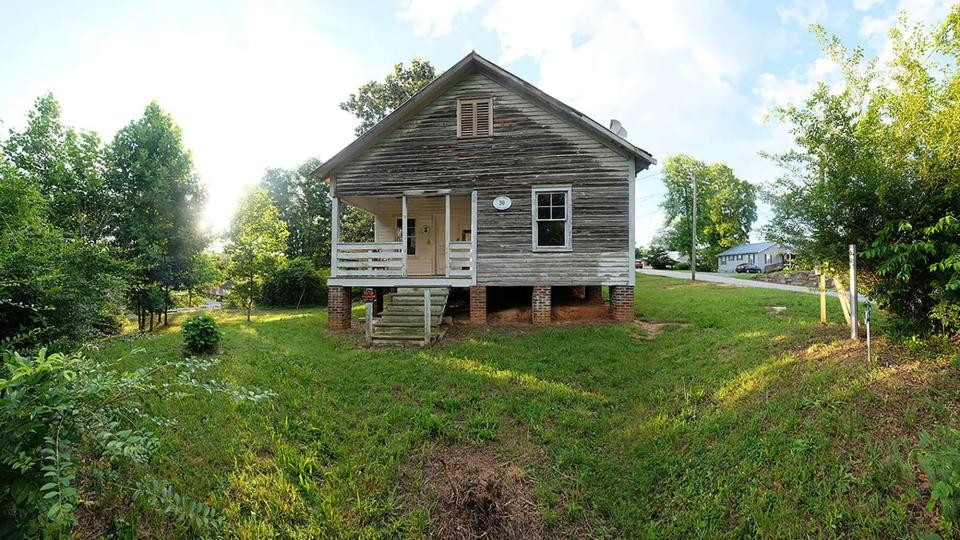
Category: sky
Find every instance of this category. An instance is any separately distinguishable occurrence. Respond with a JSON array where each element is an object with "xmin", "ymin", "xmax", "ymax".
[{"xmin": 0, "ymin": 0, "xmax": 953, "ymax": 245}]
